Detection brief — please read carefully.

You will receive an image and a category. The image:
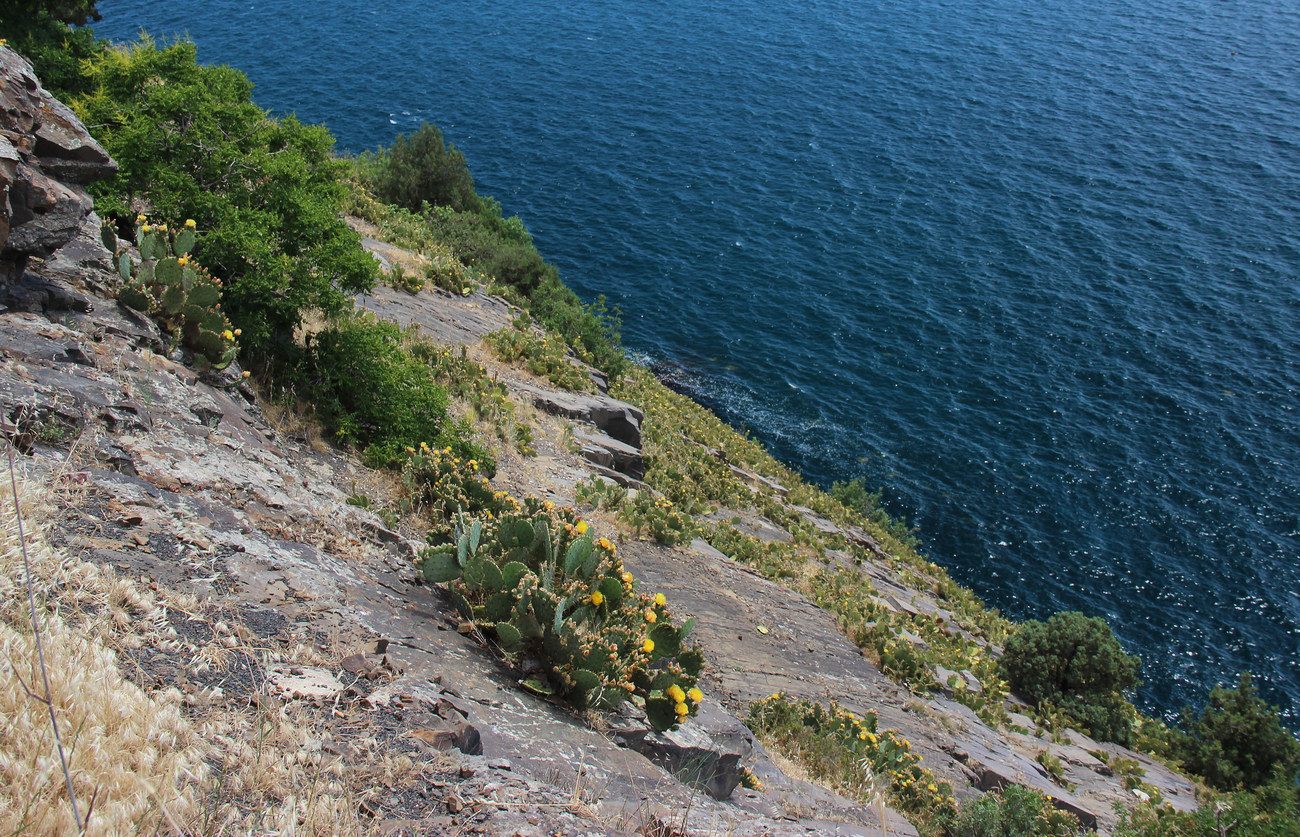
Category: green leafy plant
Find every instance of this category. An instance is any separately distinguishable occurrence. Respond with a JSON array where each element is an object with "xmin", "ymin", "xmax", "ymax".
[
  {"xmin": 747, "ymin": 694, "xmax": 958, "ymax": 833},
  {"xmin": 301, "ymin": 312, "xmax": 470, "ymax": 467},
  {"xmin": 999, "ymin": 611, "xmax": 1140, "ymax": 745},
  {"xmin": 1175, "ymin": 672, "xmax": 1300, "ymax": 792},
  {"xmin": 485, "ymin": 317, "xmax": 593, "ymax": 392},
  {"xmin": 616, "ymin": 492, "xmax": 698, "ymax": 546},
  {"xmin": 418, "ymin": 508, "xmax": 704, "ymax": 730},
  {"xmin": 943, "ymin": 784, "xmax": 1081, "ymax": 837},
  {"xmin": 400, "ymin": 443, "xmax": 498, "ymax": 533},
  {"xmin": 110, "ymin": 218, "xmax": 238, "ymax": 370},
  {"xmin": 76, "ymin": 38, "xmax": 377, "ymax": 362}
]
